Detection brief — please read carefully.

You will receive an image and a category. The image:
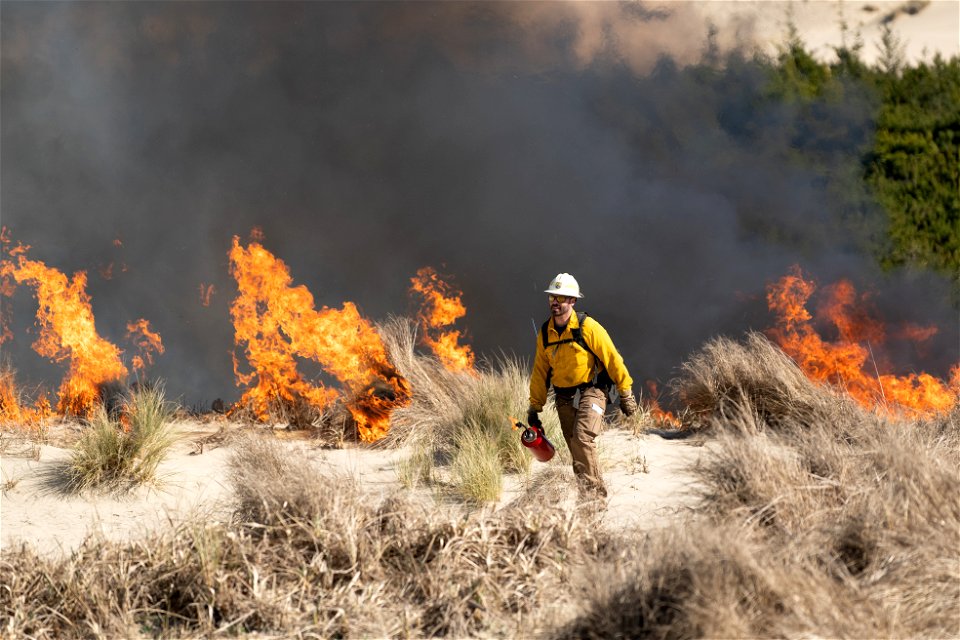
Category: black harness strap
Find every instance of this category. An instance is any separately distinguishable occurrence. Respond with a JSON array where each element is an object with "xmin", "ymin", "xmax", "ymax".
[{"xmin": 541, "ymin": 312, "xmax": 614, "ymax": 396}]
